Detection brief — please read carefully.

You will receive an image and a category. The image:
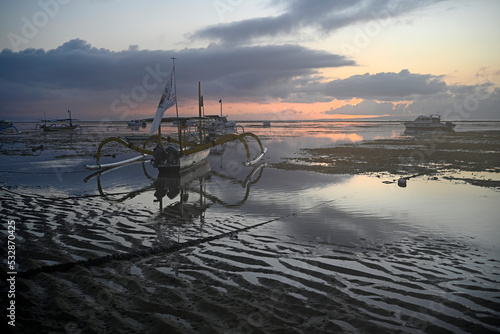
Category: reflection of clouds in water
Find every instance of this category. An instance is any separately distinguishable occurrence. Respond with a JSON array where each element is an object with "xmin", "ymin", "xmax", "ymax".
[
  {"xmin": 374, "ymin": 129, "xmax": 400, "ymax": 140},
  {"xmin": 311, "ymin": 132, "xmax": 363, "ymax": 142},
  {"xmin": 307, "ymin": 174, "xmax": 500, "ymax": 249}
]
